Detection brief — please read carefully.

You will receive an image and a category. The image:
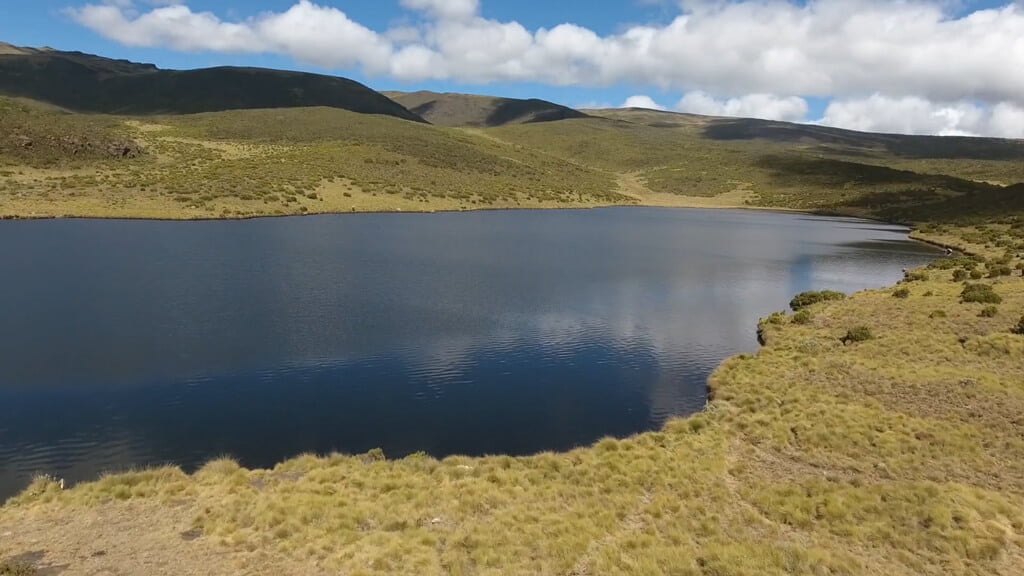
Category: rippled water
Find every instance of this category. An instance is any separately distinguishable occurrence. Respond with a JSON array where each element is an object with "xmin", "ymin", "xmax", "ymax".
[{"xmin": 0, "ymin": 208, "xmax": 938, "ymax": 499}]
